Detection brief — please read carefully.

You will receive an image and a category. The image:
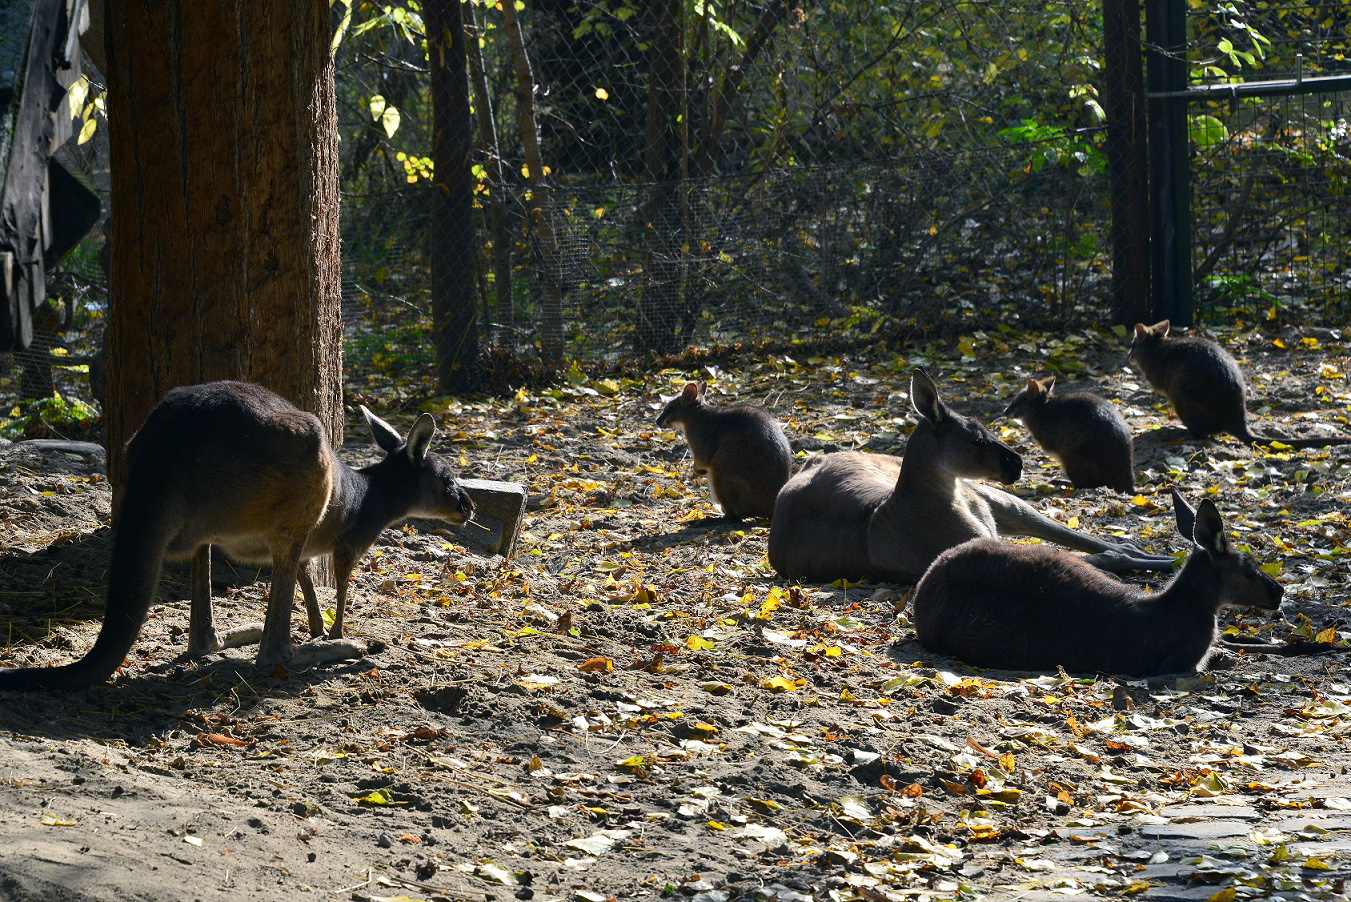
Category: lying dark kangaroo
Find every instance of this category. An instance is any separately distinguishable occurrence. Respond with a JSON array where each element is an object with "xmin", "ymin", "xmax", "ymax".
[
  {"xmin": 0, "ymin": 380, "xmax": 475, "ymax": 691},
  {"xmin": 656, "ymin": 382, "xmax": 793, "ymax": 520},
  {"xmin": 1004, "ymin": 376, "xmax": 1135, "ymax": 493},
  {"xmin": 1130, "ymin": 320, "xmax": 1351, "ymax": 447},
  {"xmin": 911, "ymin": 489, "xmax": 1284, "ymax": 677},
  {"xmin": 767, "ymin": 369, "xmax": 1174, "ymax": 584}
]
